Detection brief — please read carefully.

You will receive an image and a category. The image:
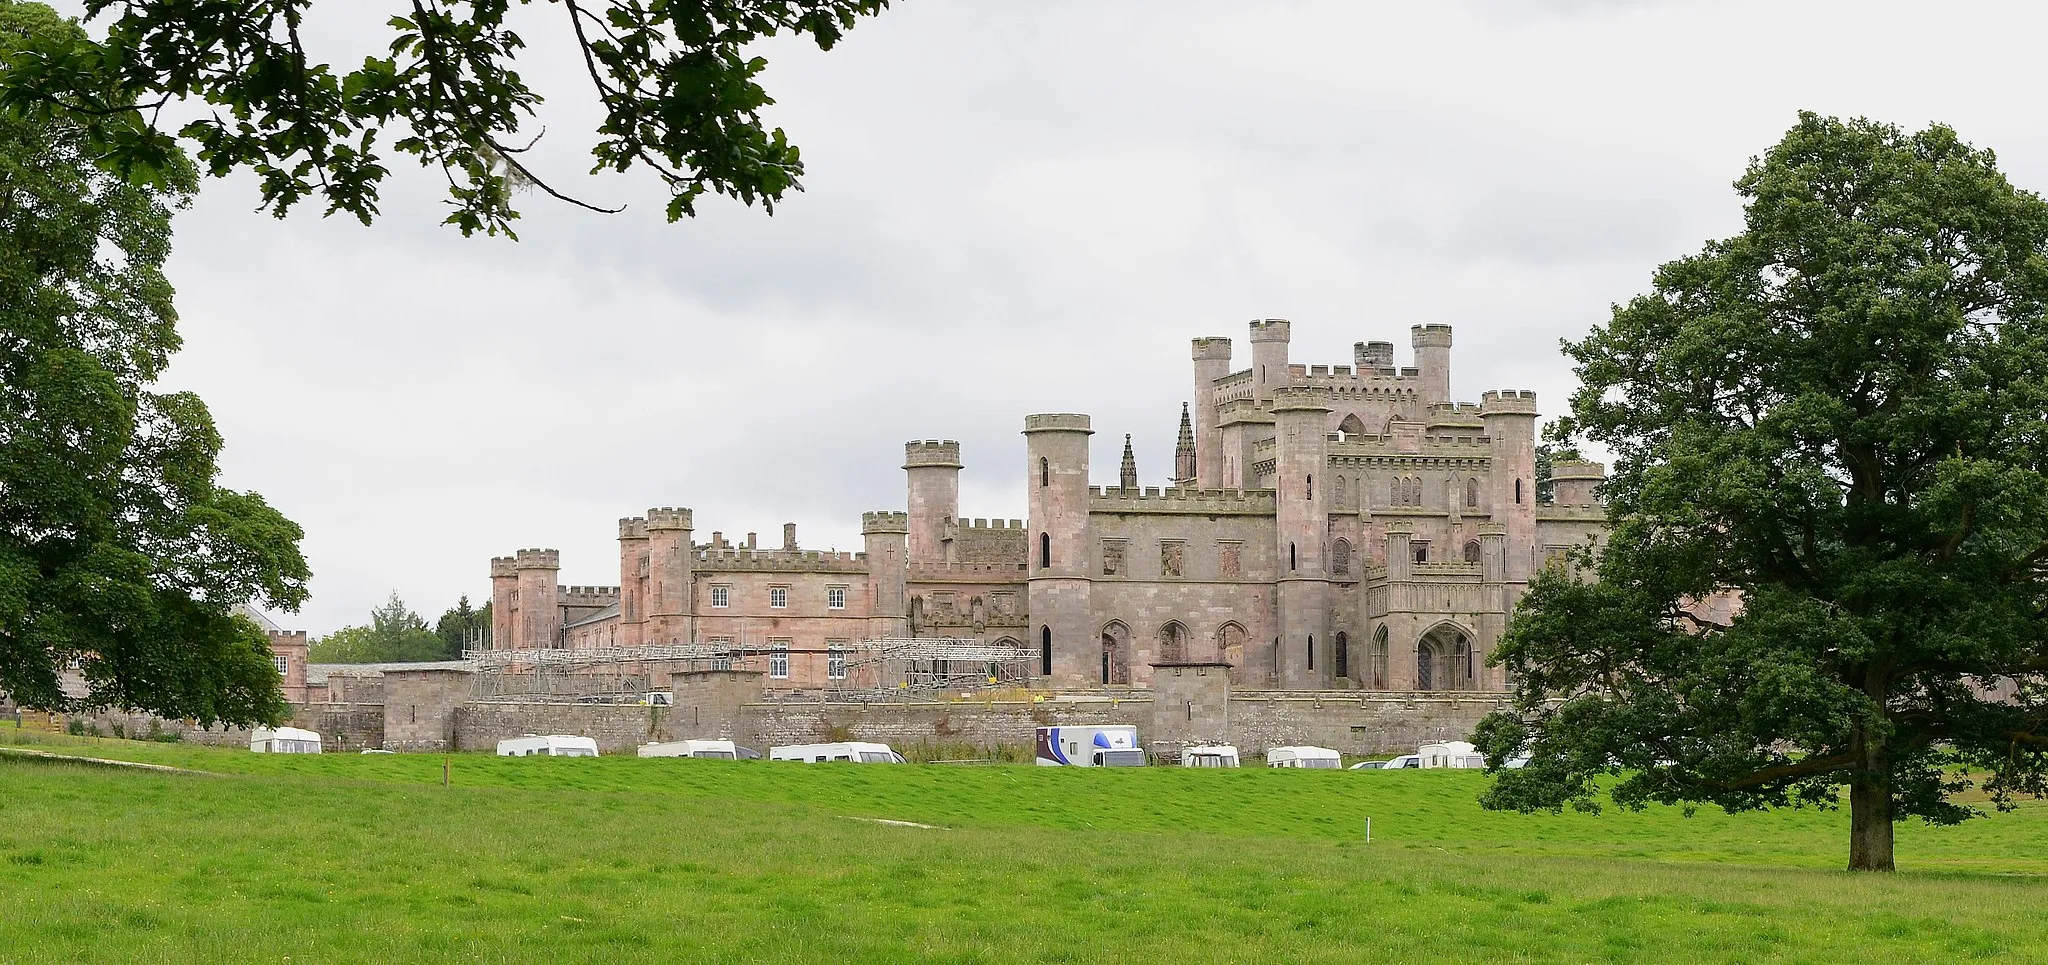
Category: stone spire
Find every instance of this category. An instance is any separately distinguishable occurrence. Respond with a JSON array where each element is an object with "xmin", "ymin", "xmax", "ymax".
[
  {"xmin": 1173, "ymin": 402, "xmax": 1196, "ymax": 487},
  {"xmin": 1119, "ymin": 433, "xmax": 1138, "ymax": 491}
]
